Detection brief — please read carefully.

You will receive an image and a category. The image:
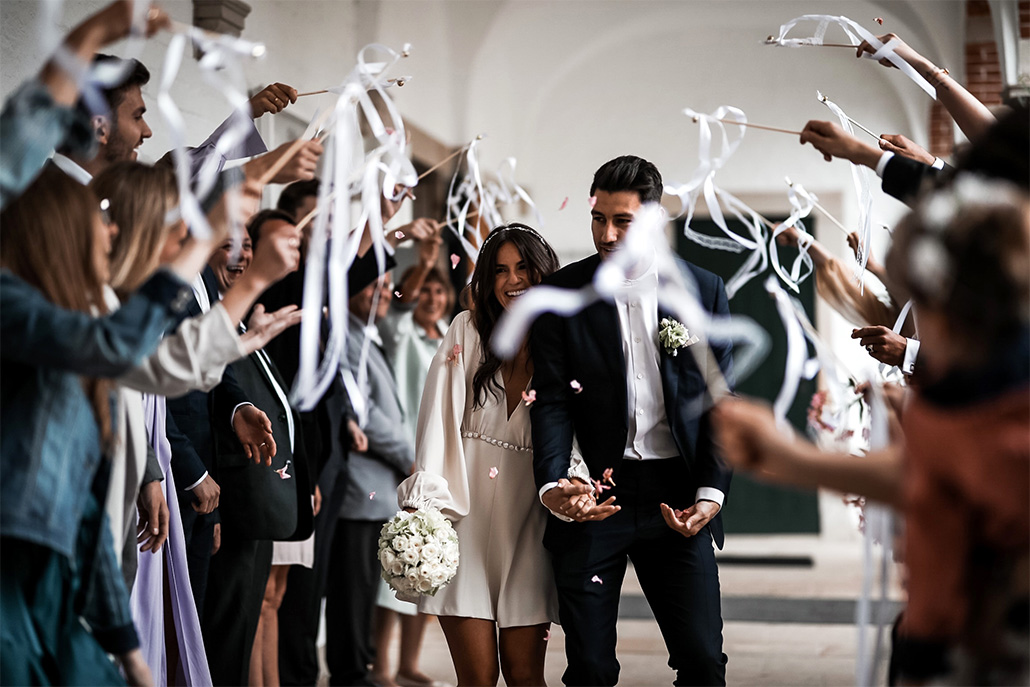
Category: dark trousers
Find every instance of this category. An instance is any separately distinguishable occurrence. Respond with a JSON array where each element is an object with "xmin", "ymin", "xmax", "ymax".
[
  {"xmin": 325, "ymin": 519, "xmax": 382, "ymax": 686},
  {"xmin": 202, "ymin": 534, "xmax": 273, "ymax": 686},
  {"xmin": 177, "ymin": 496, "xmax": 215, "ymax": 621},
  {"xmin": 279, "ymin": 453, "xmax": 350, "ymax": 686},
  {"xmin": 548, "ymin": 459, "xmax": 727, "ymax": 687}
]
